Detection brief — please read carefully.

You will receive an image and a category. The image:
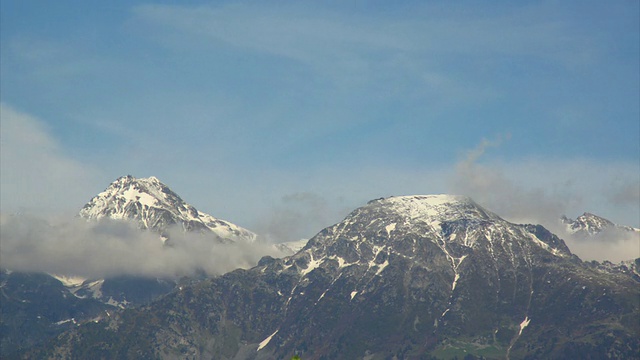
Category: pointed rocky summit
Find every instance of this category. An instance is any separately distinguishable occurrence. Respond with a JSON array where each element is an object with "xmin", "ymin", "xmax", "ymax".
[{"xmin": 79, "ymin": 175, "xmax": 255, "ymax": 242}]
